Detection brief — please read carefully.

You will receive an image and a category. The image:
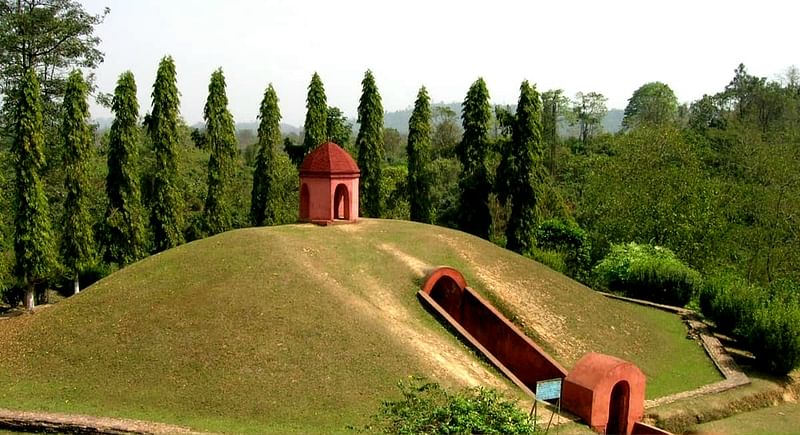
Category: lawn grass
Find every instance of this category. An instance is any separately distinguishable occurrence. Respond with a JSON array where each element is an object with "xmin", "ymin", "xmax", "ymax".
[
  {"xmin": 0, "ymin": 219, "xmax": 722, "ymax": 432},
  {"xmin": 692, "ymin": 401, "xmax": 800, "ymax": 434}
]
